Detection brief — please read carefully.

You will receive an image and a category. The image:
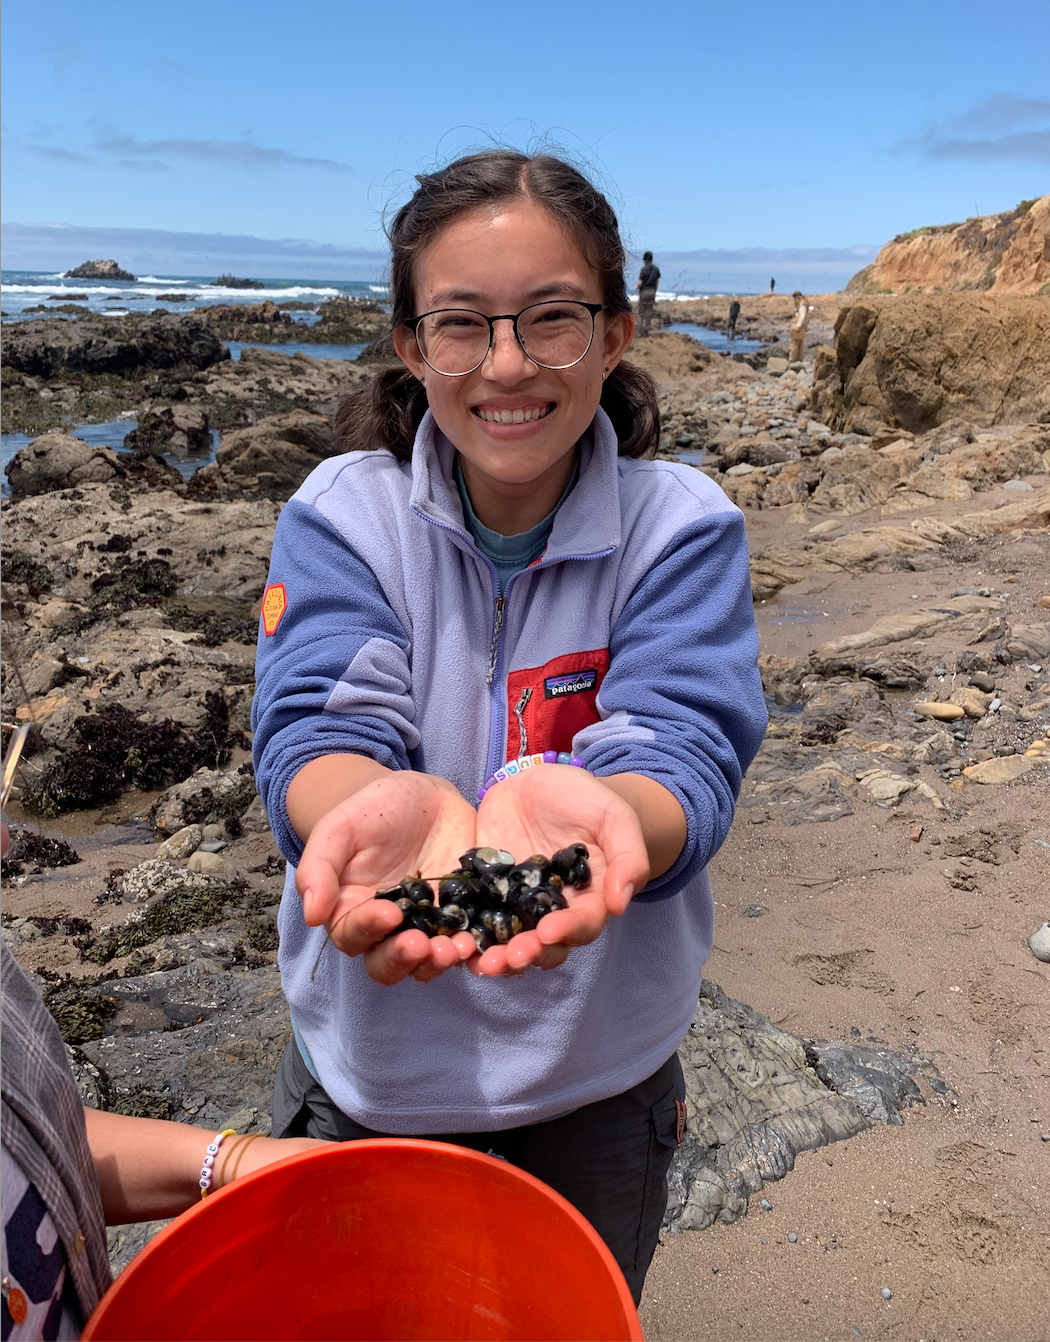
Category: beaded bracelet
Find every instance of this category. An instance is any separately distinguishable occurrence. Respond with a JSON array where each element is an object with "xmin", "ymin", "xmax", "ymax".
[
  {"xmin": 199, "ymin": 1129, "xmax": 237, "ymax": 1199},
  {"xmin": 477, "ymin": 751, "xmax": 590, "ymax": 802}
]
